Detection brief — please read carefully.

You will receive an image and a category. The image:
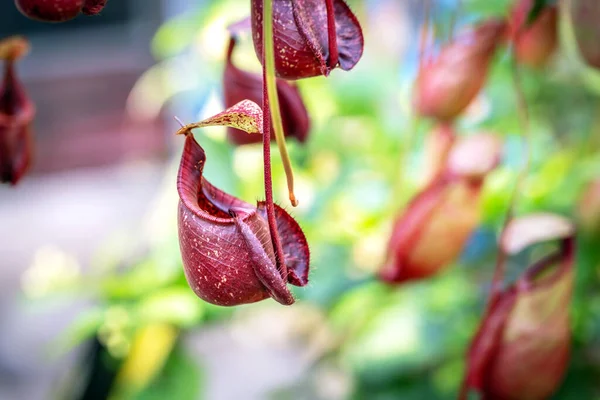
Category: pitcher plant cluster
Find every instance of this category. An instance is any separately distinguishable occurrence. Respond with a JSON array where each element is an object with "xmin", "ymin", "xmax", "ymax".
[
  {"xmin": 174, "ymin": 0, "xmax": 364, "ymax": 306},
  {"xmin": 4, "ymin": 0, "xmax": 600, "ymax": 399}
]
